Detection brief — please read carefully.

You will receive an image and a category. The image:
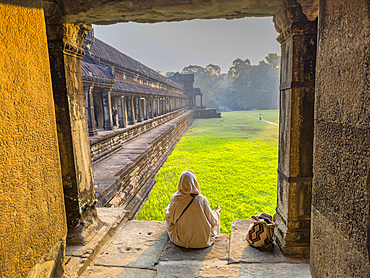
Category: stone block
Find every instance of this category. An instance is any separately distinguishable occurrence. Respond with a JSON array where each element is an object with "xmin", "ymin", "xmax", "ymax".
[
  {"xmin": 156, "ymin": 261, "xmax": 203, "ymax": 278},
  {"xmin": 160, "ymin": 234, "xmax": 229, "ymax": 263},
  {"xmin": 117, "ymin": 268, "xmax": 157, "ymax": 278},
  {"xmin": 80, "ymin": 265, "xmax": 156, "ymax": 278},
  {"xmin": 80, "ymin": 266, "xmax": 125, "ymax": 277},
  {"xmin": 94, "ymin": 221, "xmax": 168, "ymax": 269},
  {"xmin": 310, "ymin": 207, "xmax": 370, "ymax": 278},
  {"xmin": 197, "ymin": 263, "xmax": 311, "ymax": 278},
  {"xmin": 229, "ymin": 220, "xmax": 305, "ymax": 264}
]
